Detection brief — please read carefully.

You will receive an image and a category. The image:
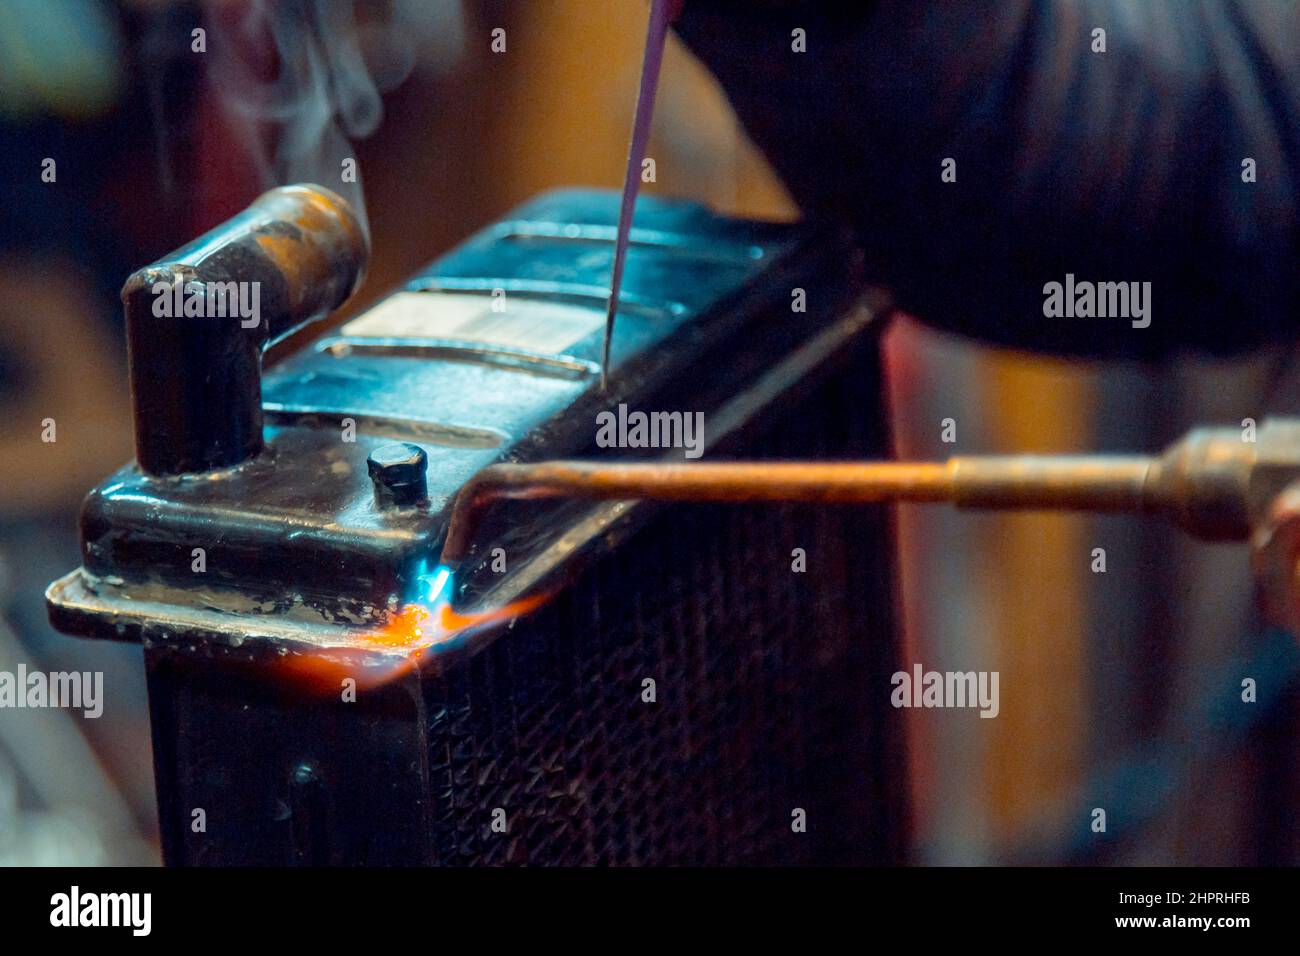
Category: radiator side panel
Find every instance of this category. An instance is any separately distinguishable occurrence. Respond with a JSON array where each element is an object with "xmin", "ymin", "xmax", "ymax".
[{"xmin": 423, "ymin": 337, "xmax": 906, "ymax": 865}]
